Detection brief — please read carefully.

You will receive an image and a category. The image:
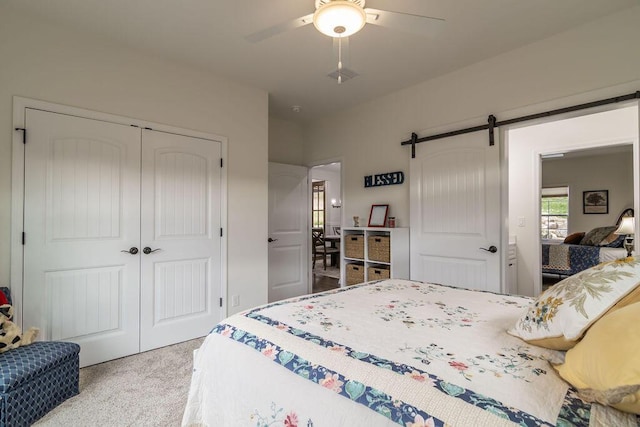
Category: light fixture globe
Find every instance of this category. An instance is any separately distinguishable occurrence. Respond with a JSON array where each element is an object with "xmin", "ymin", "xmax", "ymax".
[{"xmin": 313, "ymin": 1, "xmax": 367, "ymax": 37}]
